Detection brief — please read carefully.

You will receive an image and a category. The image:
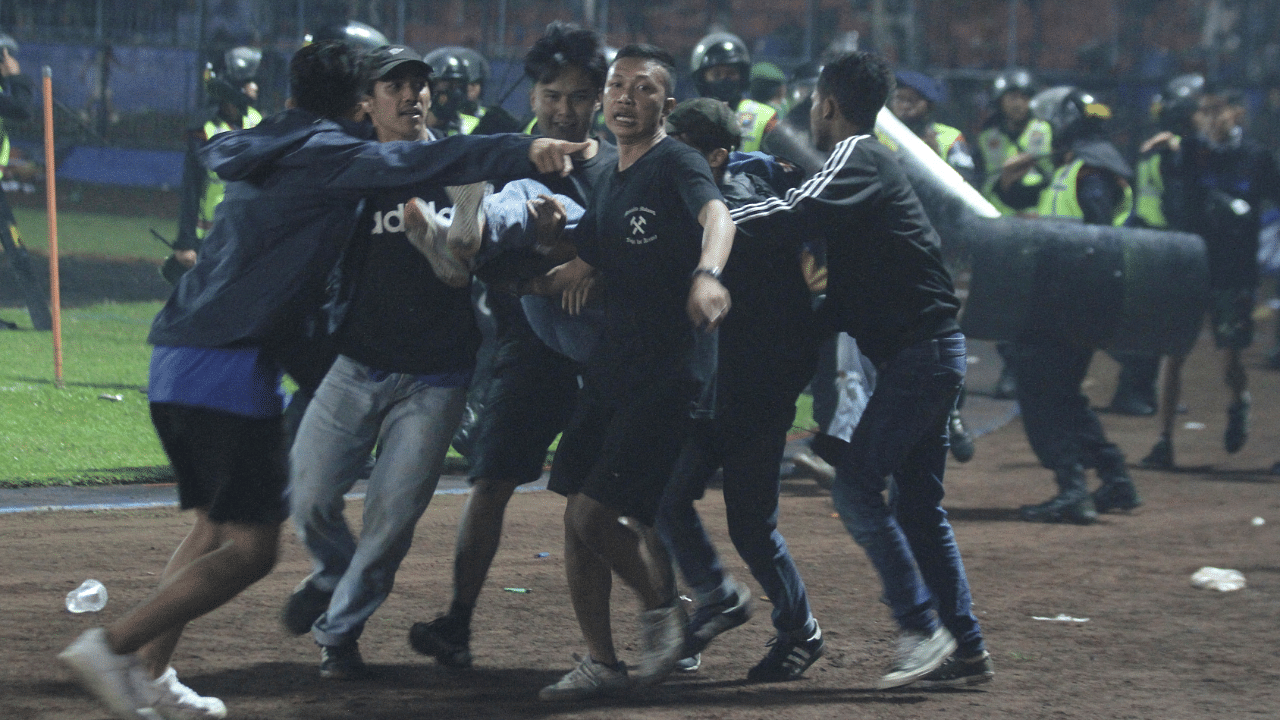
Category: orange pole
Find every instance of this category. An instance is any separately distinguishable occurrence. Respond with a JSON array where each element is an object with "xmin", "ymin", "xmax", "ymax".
[{"xmin": 42, "ymin": 66, "xmax": 63, "ymax": 389}]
